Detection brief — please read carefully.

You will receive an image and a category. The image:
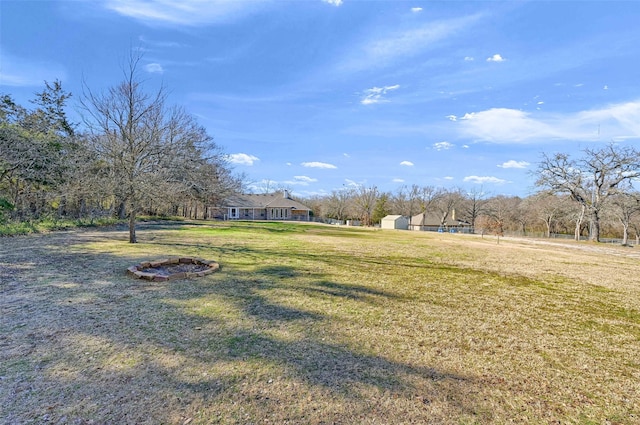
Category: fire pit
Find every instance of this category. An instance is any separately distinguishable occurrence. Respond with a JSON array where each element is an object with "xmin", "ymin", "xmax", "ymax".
[{"xmin": 127, "ymin": 257, "xmax": 220, "ymax": 282}]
